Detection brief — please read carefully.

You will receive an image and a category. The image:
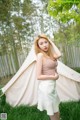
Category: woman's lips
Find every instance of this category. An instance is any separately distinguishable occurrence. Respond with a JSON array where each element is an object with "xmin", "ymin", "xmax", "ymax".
[{"xmin": 44, "ymin": 47, "xmax": 48, "ymax": 51}]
